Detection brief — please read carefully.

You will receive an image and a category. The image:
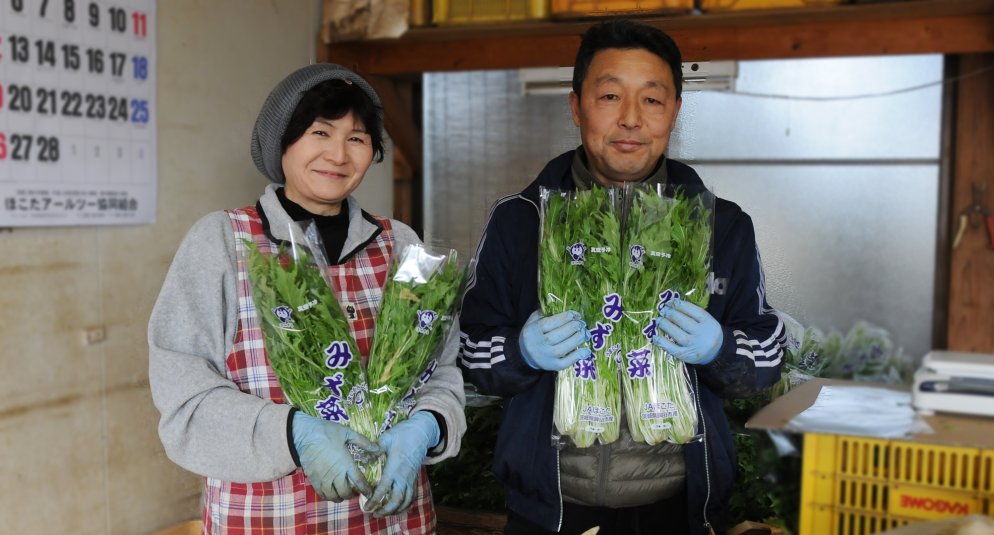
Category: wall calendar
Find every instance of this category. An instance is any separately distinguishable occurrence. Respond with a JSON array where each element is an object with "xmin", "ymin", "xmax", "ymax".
[{"xmin": 0, "ymin": 0, "xmax": 155, "ymax": 226}]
